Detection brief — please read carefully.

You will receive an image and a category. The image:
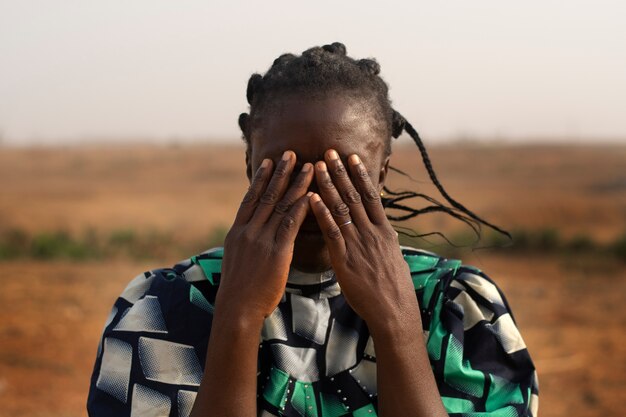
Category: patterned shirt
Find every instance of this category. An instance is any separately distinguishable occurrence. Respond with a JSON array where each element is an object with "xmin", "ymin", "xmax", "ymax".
[{"xmin": 87, "ymin": 246, "xmax": 539, "ymax": 417}]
